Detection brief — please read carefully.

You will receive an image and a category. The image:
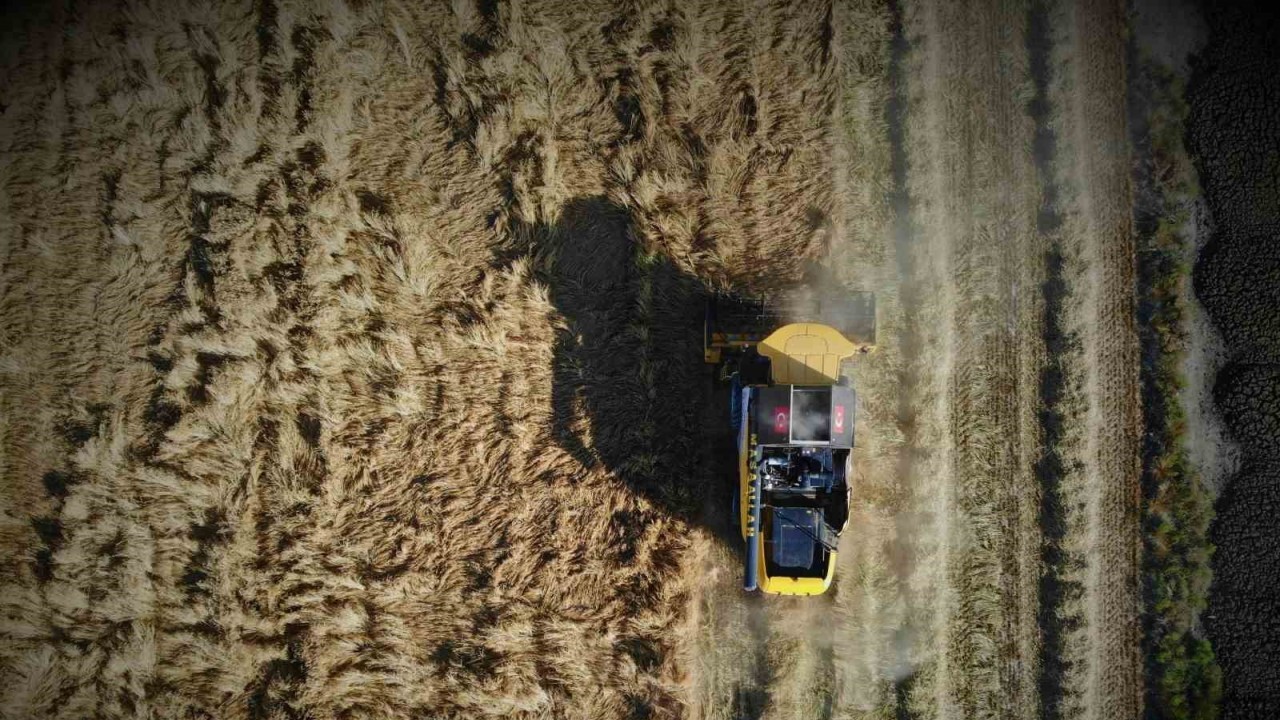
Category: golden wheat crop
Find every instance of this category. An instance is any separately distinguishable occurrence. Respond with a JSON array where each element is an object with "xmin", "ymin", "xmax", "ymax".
[{"xmin": 0, "ymin": 1, "xmax": 848, "ymax": 718}]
